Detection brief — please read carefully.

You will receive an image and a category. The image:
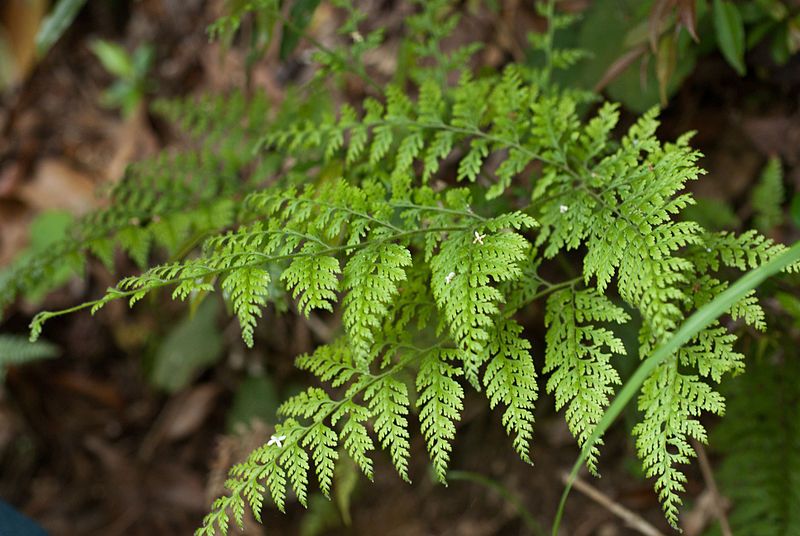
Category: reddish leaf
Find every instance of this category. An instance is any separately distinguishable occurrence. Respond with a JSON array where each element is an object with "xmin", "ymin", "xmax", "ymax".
[
  {"xmin": 649, "ymin": 0, "xmax": 672, "ymax": 53},
  {"xmin": 594, "ymin": 45, "xmax": 647, "ymax": 93},
  {"xmin": 676, "ymin": 0, "xmax": 699, "ymax": 42}
]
